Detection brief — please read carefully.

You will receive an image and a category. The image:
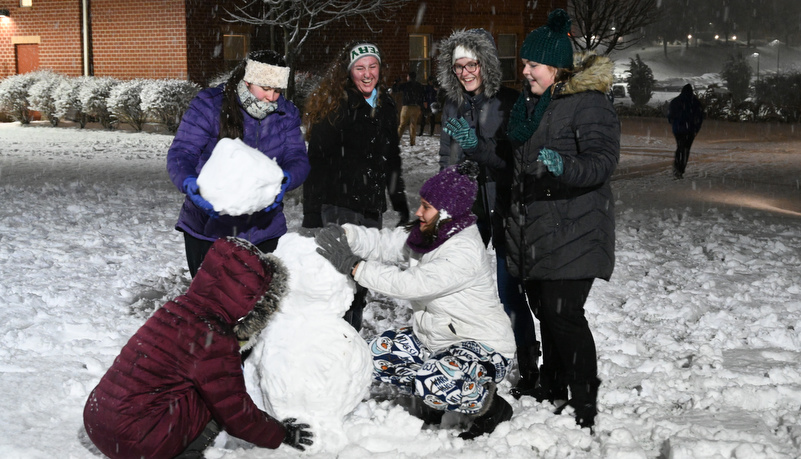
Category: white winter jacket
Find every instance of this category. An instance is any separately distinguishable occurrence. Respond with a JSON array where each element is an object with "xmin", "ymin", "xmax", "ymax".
[{"xmin": 346, "ymin": 224, "xmax": 516, "ymax": 358}]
